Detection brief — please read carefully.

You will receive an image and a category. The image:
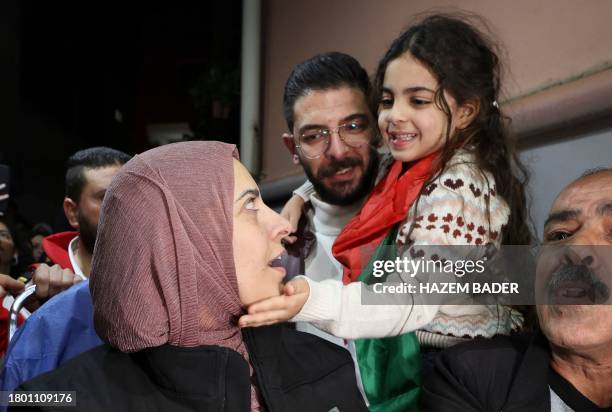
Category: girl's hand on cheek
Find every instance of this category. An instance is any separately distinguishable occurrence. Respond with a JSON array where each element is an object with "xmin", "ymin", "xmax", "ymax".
[{"xmin": 239, "ymin": 278, "xmax": 310, "ymax": 327}]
